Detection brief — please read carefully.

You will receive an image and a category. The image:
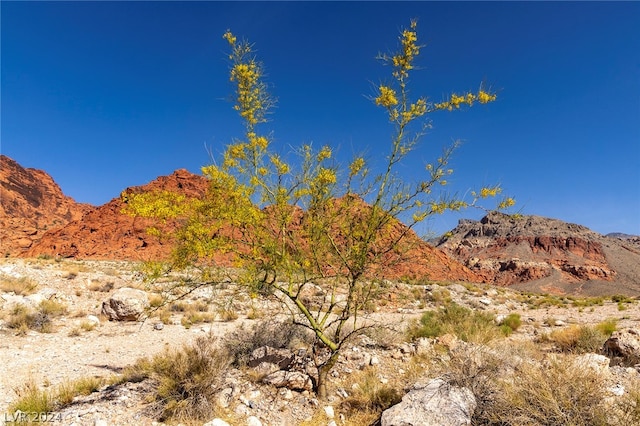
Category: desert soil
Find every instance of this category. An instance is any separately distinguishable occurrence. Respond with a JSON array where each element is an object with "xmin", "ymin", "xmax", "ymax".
[{"xmin": 1, "ymin": 258, "xmax": 638, "ymax": 425}]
